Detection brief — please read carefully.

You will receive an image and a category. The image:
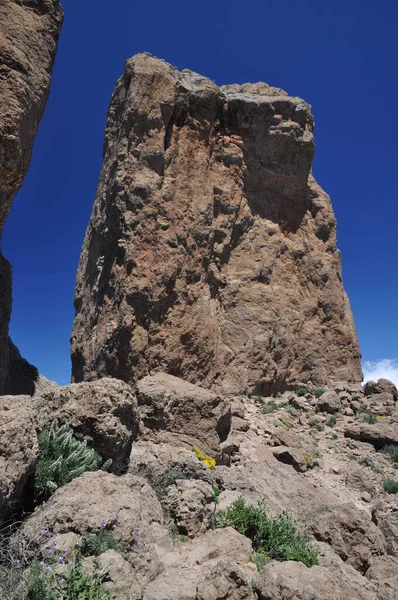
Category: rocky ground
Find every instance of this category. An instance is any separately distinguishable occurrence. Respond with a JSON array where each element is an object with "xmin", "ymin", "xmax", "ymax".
[{"xmin": 1, "ymin": 374, "xmax": 398, "ymax": 599}]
